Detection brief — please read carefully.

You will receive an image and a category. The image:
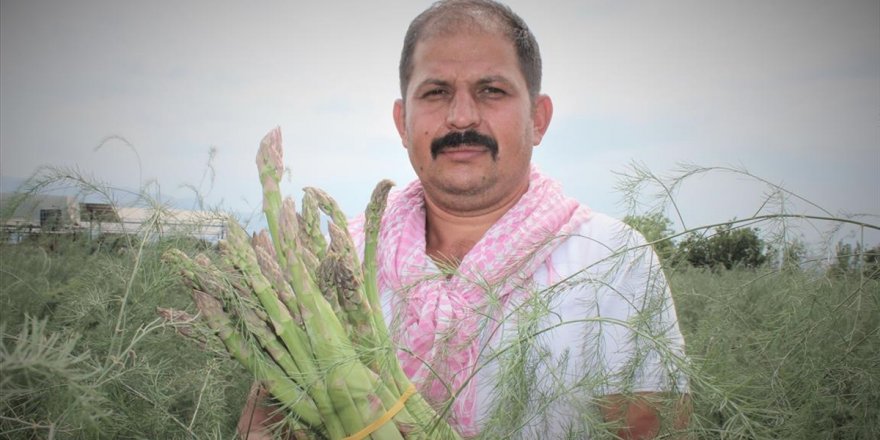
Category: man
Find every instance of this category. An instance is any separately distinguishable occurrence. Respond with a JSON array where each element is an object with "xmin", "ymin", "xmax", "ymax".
[{"xmin": 240, "ymin": 1, "xmax": 689, "ymax": 438}]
